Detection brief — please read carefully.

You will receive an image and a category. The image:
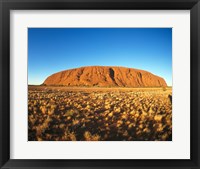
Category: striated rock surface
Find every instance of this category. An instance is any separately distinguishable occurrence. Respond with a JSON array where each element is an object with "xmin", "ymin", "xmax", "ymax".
[{"xmin": 43, "ymin": 66, "xmax": 167, "ymax": 87}]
